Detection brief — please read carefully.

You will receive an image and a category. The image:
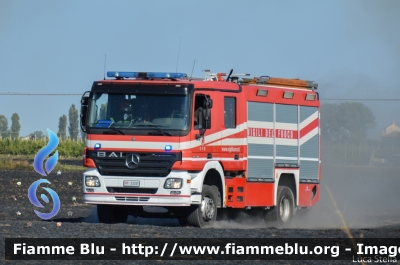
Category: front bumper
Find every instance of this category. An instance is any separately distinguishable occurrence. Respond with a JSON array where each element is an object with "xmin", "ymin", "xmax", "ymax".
[{"xmin": 83, "ymin": 168, "xmax": 193, "ymax": 206}]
